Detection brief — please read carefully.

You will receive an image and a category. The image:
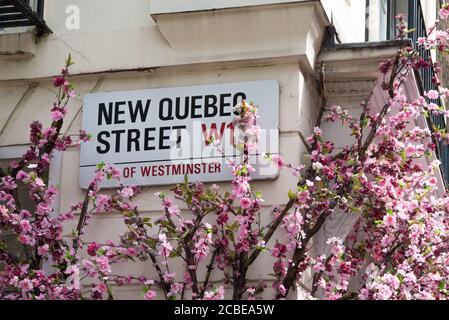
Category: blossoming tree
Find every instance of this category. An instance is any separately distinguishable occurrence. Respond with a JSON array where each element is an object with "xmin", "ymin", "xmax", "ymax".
[{"xmin": 2, "ymin": 10, "xmax": 449, "ymax": 300}]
